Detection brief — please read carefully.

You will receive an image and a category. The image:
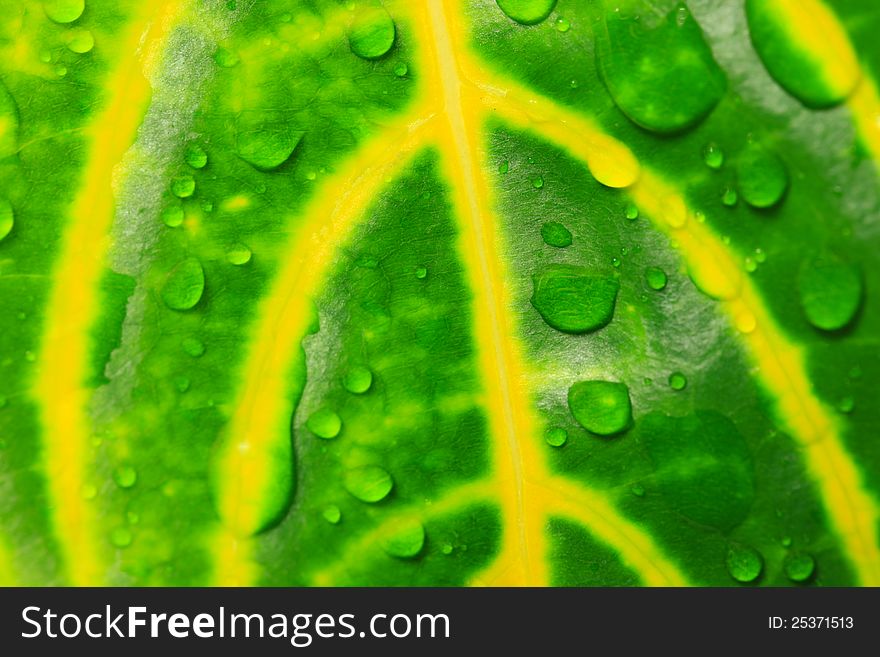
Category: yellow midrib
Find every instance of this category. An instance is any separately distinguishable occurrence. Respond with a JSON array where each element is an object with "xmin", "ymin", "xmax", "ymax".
[{"xmin": 33, "ymin": 0, "xmax": 186, "ymax": 587}]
